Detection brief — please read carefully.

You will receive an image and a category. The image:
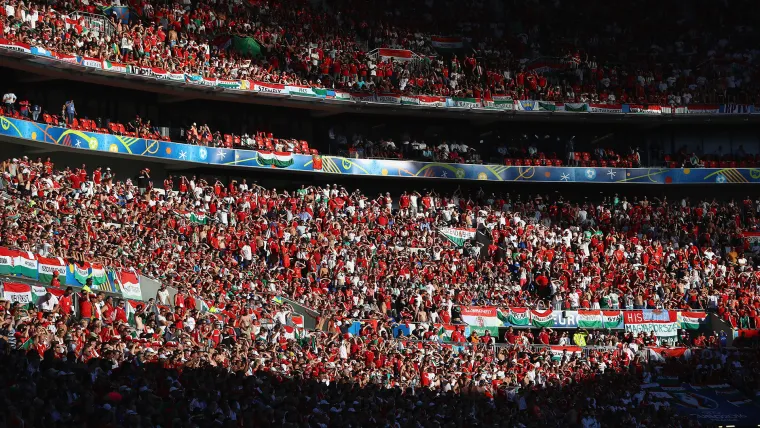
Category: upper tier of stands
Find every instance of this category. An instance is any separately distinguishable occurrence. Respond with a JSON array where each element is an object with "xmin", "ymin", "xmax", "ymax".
[{"xmin": 0, "ymin": 0, "xmax": 757, "ymax": 105}]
